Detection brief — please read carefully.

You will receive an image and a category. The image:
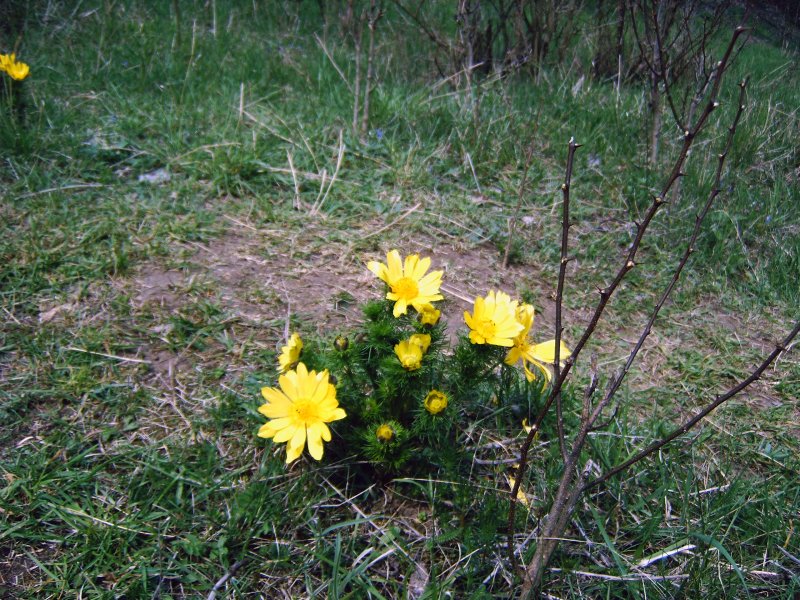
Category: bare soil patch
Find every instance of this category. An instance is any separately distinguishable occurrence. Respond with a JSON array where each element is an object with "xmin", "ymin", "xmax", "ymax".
[{"xmin": 111, "ymin": 210, "xmax": 800, "ymax": 441}]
